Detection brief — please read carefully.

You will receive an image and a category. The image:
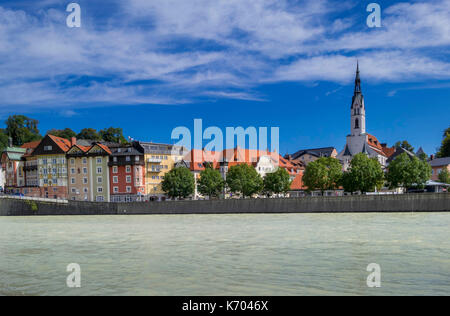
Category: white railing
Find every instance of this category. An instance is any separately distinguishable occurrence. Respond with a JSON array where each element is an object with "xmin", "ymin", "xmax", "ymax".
[
  {"xmin": 0, "ymin": 195, "xmax": 68, "ymax": 204},
  {"xmin": 147, "ymin": 158, "xmax": 163, "ymax": 163}
]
